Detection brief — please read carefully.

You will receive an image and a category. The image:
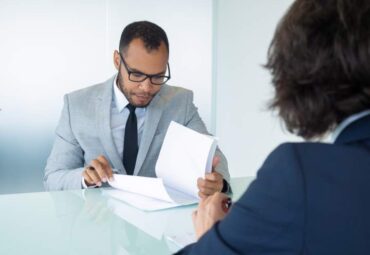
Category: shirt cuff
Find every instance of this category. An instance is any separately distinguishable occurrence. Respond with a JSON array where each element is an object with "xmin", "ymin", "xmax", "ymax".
[
  {"xmin": 81, "ymin": 176, "xmax": 97, "ymax": 189},
  {"xmin": 221, "ymin": 179, "xmax": 232, "ymax": 194}
]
